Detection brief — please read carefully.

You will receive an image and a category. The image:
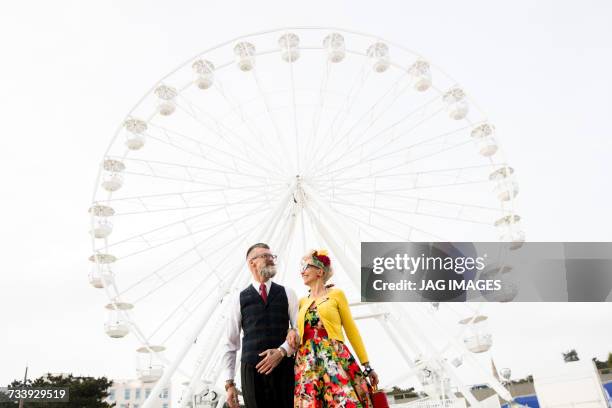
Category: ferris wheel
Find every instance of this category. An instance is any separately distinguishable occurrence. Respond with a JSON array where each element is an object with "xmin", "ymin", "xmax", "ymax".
[{"xmin": 89, "ymin": 27, "xmax": 524, "ymax": 408}]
